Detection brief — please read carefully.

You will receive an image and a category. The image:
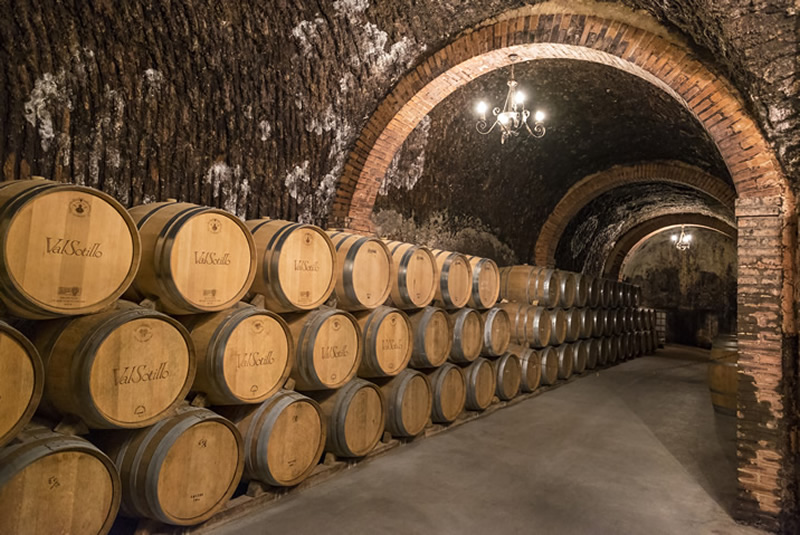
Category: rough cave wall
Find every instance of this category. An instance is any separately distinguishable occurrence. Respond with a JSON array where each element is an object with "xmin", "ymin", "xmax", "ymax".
[
  {"xmin": 0, "ymin": 1, "xmax": 797, "ymax": 227},
  {"xmin": 622, "ymin": 228, "xmax": 737, "ymax": 346}
]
